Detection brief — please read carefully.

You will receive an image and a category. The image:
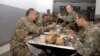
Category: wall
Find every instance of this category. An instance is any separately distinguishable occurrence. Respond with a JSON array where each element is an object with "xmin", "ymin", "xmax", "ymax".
[
  {"xmin": 0, "ymin": 0, "xmax": 53, "ymax": 13},
  {"xmin": 0, "ymin": 4, "xmax": 26, "ymax": 44},
  {"xmin": 53, "ymin": 2, "xmax": 95, "ymax": 14},
  {"xmin": 0, "ymin": 0, "xmax": 53, "ymax": 45},
  {"xmin": 36, "ymin": 0, "xmax": 53, "ymax": 13},
  {"xmin": 95, "ymin": 0, "xmax": 100, "ymax": 18}
]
